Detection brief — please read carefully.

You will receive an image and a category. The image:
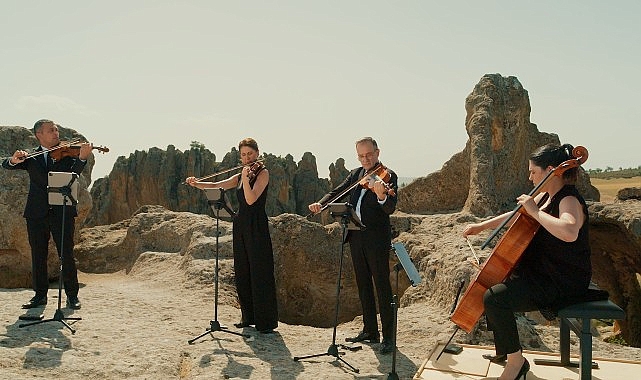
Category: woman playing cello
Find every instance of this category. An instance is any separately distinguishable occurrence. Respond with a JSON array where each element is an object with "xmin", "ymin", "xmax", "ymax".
[{"xmin": 462, "ymin": 143, "xmax": 592, "ymax": 380}]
